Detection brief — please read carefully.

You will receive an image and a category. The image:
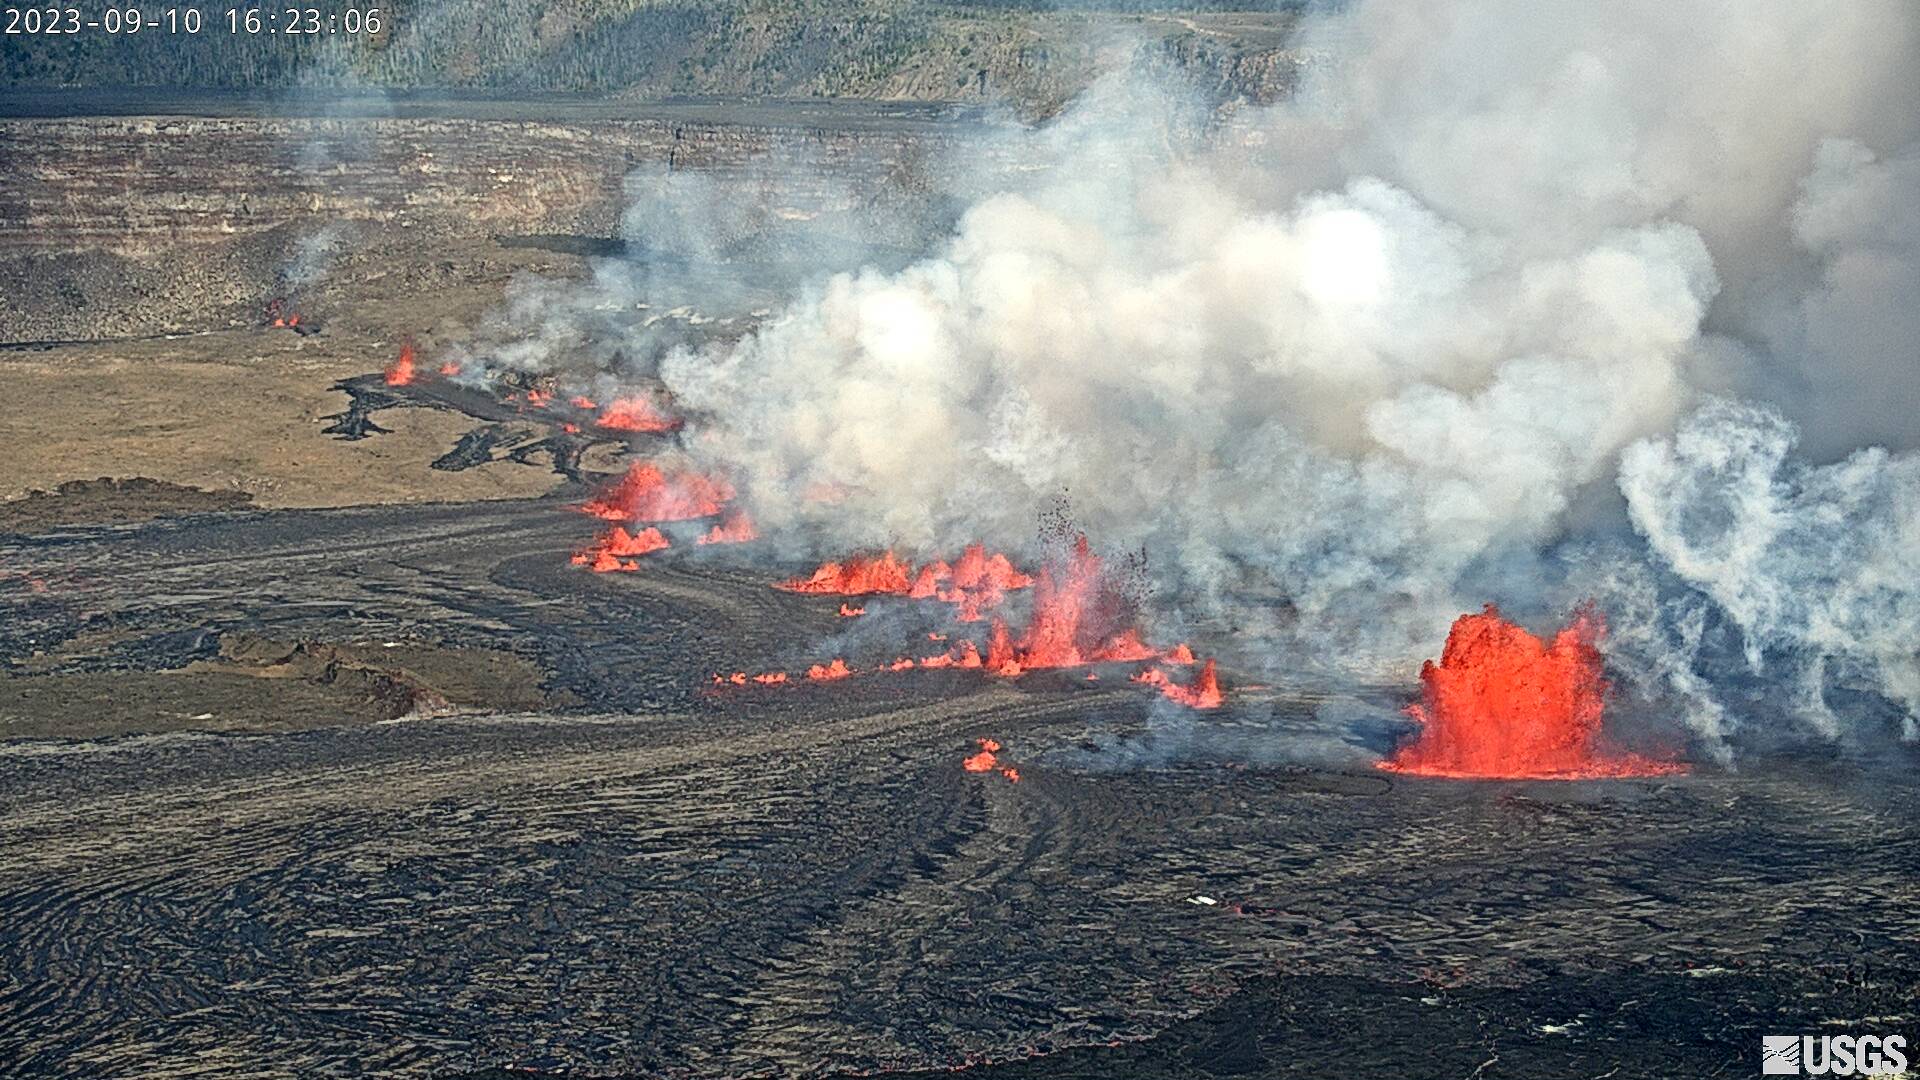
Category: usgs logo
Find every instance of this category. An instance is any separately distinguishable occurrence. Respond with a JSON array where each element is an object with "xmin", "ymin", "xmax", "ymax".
[{"xmin": 1762, "ymin": 1035, "xmax": 1908, "ymax": 1076}]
